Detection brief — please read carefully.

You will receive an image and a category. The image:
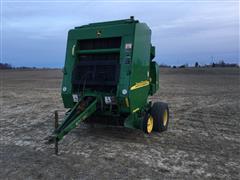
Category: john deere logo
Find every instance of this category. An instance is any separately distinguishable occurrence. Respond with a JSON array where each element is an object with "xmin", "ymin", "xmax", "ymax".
[{"xmin": 96, "ymin": 30, "xmax": 101, "ymax": 37}]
